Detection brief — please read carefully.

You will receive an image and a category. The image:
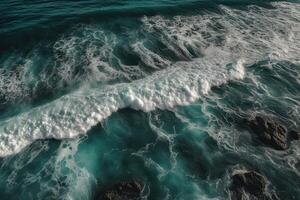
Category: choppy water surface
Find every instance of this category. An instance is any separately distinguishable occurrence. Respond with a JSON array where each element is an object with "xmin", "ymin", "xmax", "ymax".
[{"xmin": 0, "ymin": 0, "xmax": 299, "ymax": 199}]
